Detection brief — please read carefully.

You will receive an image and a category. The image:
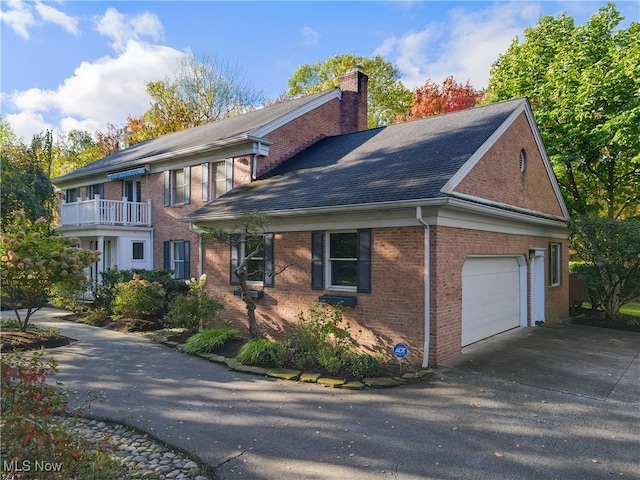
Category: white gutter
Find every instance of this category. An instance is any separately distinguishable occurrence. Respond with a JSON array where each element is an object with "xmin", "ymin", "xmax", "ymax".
[{"xmin": 416, "ymin": 206, "xmax": 431, "ymax": 367}]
